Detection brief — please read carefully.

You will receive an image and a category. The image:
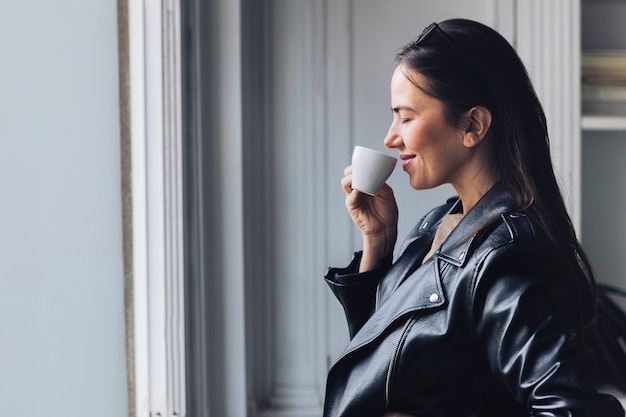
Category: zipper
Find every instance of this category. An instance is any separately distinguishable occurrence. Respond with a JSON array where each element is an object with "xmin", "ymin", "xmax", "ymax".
[
  {"xmin": 385, "ymin": 313, "xmax": 416, "ymax": 408},
  {"xmin": 382, "ymin": 259, "xmax": 450, "ymax": 407},
  {"xmin": 439, "ymin": 259, "xmax": 451, "ymax": 278}
]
